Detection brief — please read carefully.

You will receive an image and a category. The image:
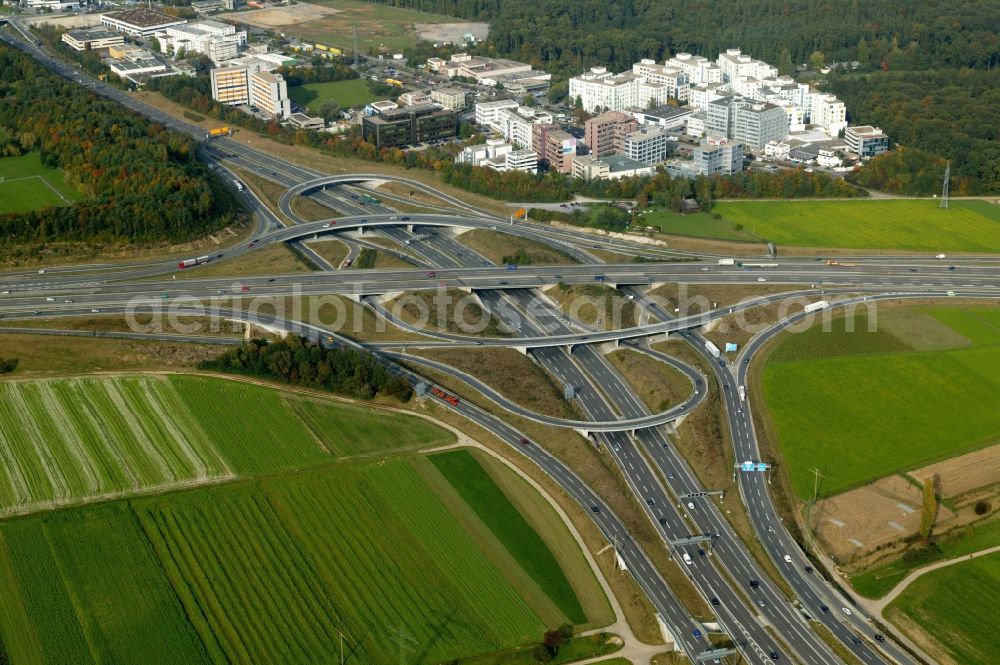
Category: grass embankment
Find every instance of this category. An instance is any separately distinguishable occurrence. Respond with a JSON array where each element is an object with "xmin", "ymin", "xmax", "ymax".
[
  {"xmin": 761, "ymin": 306, "xmax": 1000, "ymax": 500},
  {"xmin": 885, "ymin": 551, "xmax": 1000, "ymax": 665},
  {"xmin": 458, "ymin": 229, "xmax": 579, "ymax": 266},
  {"xmin": 544, "ymin": 284, "xmax": 638, "ymax": 330},
  {"xmin": 290, "ymin": 193, "xmax": 339, "ymax": 222},
  {"xmin": 713, "ymin": 199, "xmax": 1000, "ymax": 252},
  {"xmin": 605, "ymin": 349, "xmax": 692, "ymax": 413},
  {"xmin": 303, "ymin": 238, "xmax": 350, "ymax": 267},
  {"xmin": 415, "ymin": 347, "xmax": 581, "ymax": 420},
  {"xmin": 639, "ymin": 210, "xmax": 757, "ymax": 242},
  {"xmin": 0, "ymin": 152, "xmax": 83, "ymax": 214}
]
